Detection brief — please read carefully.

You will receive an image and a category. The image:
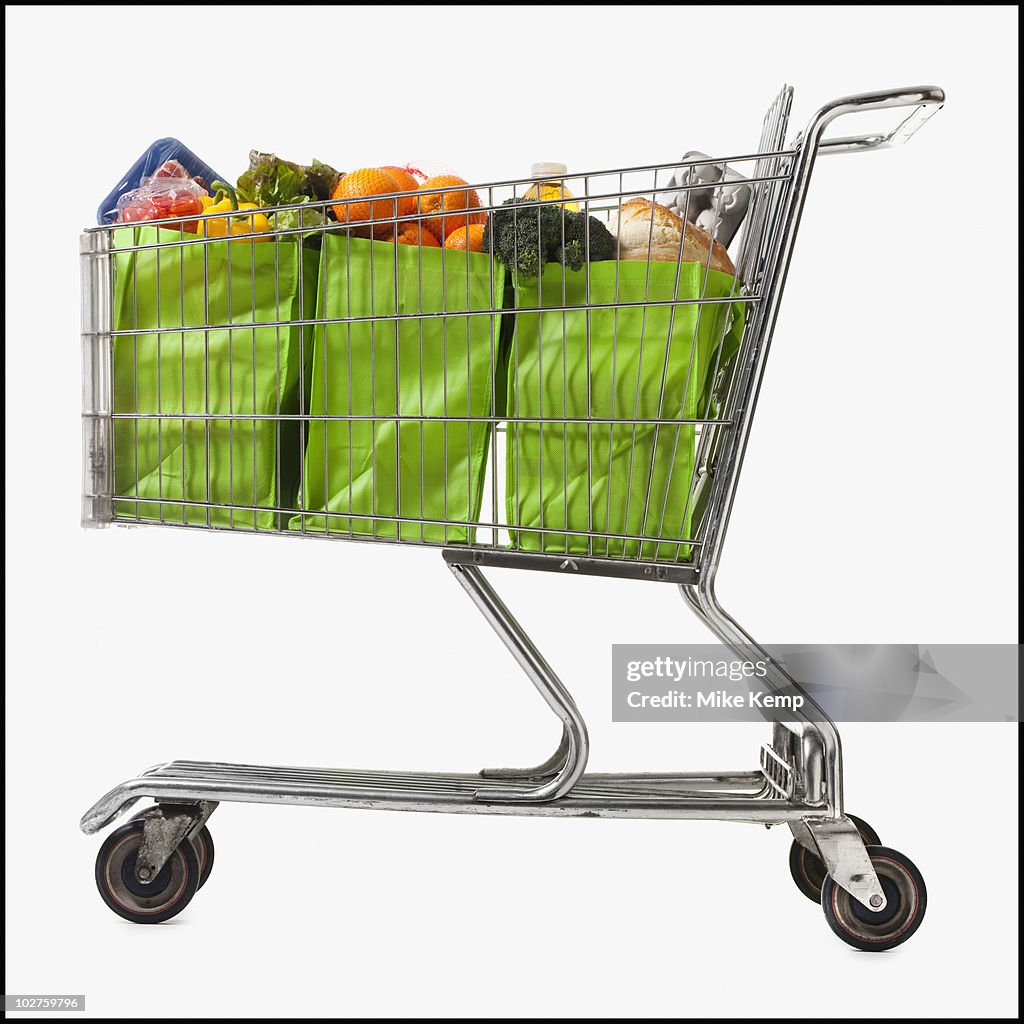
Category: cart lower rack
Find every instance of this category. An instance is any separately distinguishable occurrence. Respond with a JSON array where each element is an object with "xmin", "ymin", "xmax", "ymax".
[{"xmin": 80, "ymin": 85, "xmax": 943, "ymax": 949}]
